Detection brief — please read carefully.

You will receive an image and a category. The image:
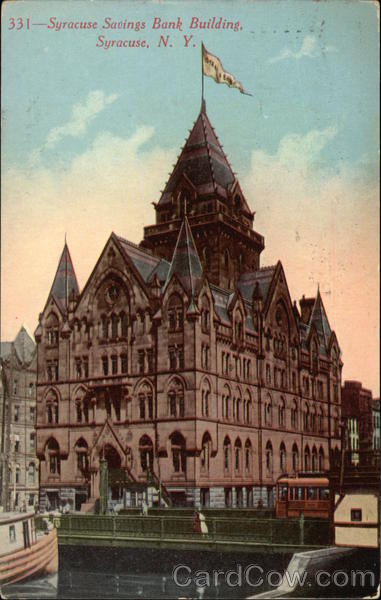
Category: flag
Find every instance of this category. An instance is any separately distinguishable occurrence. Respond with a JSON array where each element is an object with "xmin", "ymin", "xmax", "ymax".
[{"xmin": 202, "ymin": 44, "xmax": 252, "ymax": 96}]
